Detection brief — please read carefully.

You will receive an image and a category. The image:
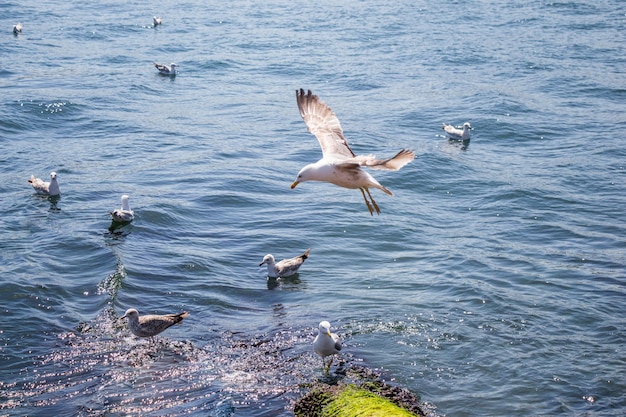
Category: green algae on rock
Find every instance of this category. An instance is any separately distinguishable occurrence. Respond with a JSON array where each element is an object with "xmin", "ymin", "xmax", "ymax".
[
  {"xmin": 325, "ymin": 386, "xmax": 418, "ymax": 417},
  {"xmin": 295, "ymin": 366, "xmax": 426, "ymax": 417}
]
